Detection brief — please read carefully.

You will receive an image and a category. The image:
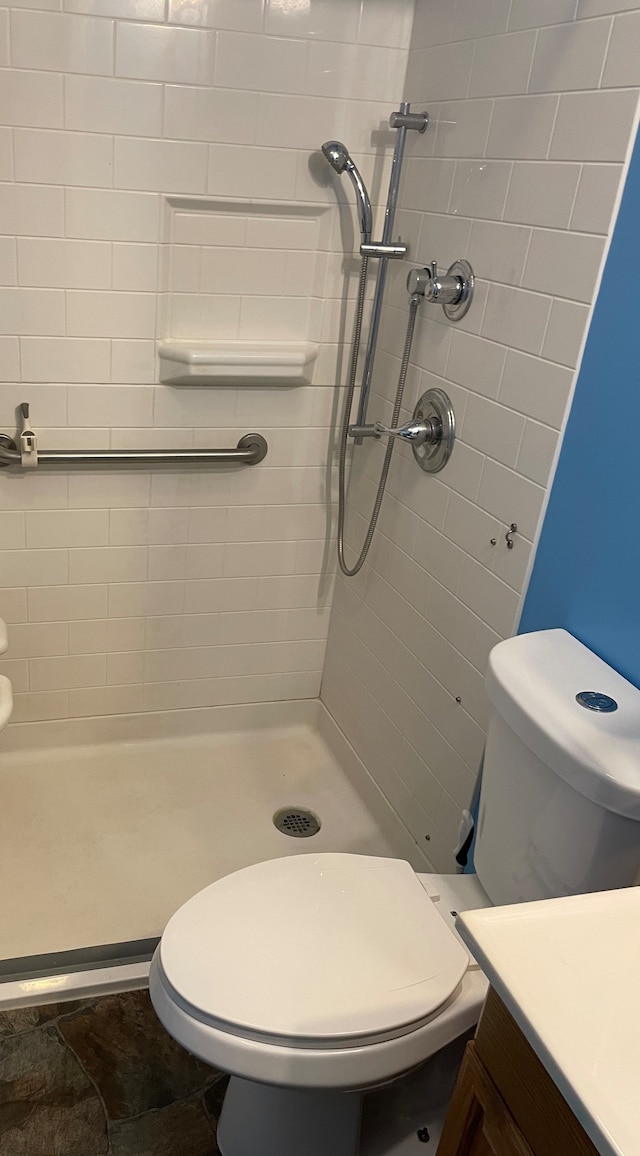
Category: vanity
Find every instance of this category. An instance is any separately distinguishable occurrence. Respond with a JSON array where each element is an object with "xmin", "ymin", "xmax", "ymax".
[{"xmin": 439, "ymin": 887, "xmax": 640, "ymax": 1156}]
